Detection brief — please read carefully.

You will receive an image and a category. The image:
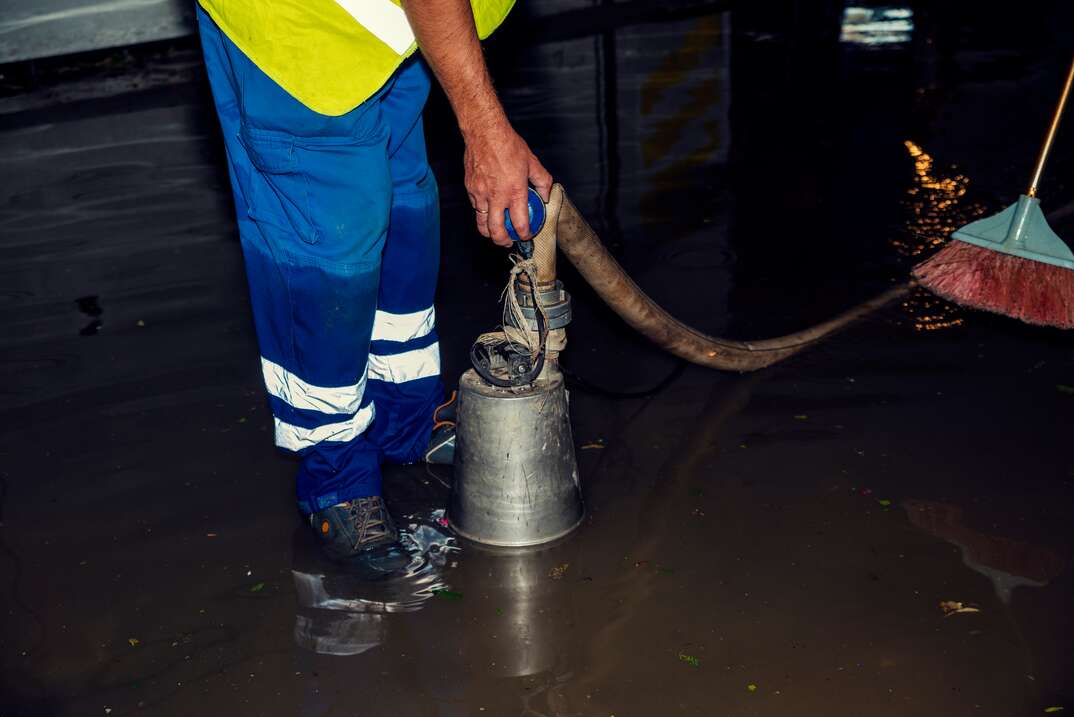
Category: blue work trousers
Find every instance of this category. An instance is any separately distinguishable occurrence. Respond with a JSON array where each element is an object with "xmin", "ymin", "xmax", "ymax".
[{"xmin": 198, "ymin": 9, "xmax": 444, "ymax": 514}]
